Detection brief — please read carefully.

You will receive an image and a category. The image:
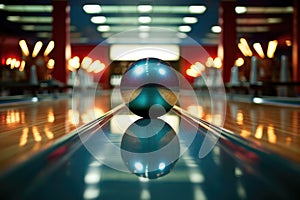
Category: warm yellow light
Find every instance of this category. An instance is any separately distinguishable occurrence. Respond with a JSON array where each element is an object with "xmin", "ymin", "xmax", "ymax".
[
  {"xmin": 81, "ymin": 56, "xmax": 93, "ymax": 69},
  {"xmin": 44, "ymin": 40, "xmax": 54, "ymax": 56},
  {"xmin": 6, "ymin": 58, "xmax": 11, "ymax": 65},
  {"xmin": 19, "ymin": 127, "xmax": 29, "ymax": 146},
  {"xmin": 19, "ymin": 40, "xmax": 30, "ymax": 56},
  {"xmin": 19, "ymin": 60, "xmax": 26, "ymax": 71},
  {"xmin": 205, "ymin": 57, "xmax": 214, "ymax": 67},
  {"xmin": 267, "ymin": 40, "xmax": 278, "ymax": 58},
  {"xmin": 253, "ymin": 42, "xmax": 265, "ymax": 58},
  {"xmin": 186, "ymin": 68, "xmax": 198, "ymax": 77},
  {"xmin": 213, "ymin": 57, "xmax": 222, "ymax": 68},
  {"xmin": 267, "ymin": 124, "xmax": 277, "ymax": 144},
  {"xmin": 47, "ymin": 59, "xmax": 55, "ymax": 69},
  {"xmin": 32, "ymin": 41, "xmax": 43, "ymax": 58},
  {"xmin": 239, "ymin": 38, "xmax": 253, "ymax": 56},
  {"xmin": 68, "ymin": 56, "xmax": 80, "ymax": 71},
  {"xmin": 44, "ymin": 126, "xmax": 54, "ymax": 139},
  {"xmin": 47, "ymin": 110, "xmax": 55, "ymax": 123},
  {"xmin": 285, "ymin": 40, "xmax": 291, "ymax": 46},
  {"xmin": 236, "ymin": 110, "xmax": 243, "ymax": 125},
  {"xmin": 15, "ymin": 60, "xmax": 20, "ymax": 68},
  {"xmin": 10, "ymin": 58, "xmax": 16, "ymax": 69},
  {"xmin": 254, "ymin": 124, "xmax": 263, "ymax": 139},
  {"xmin": 32, "ymin": 126, "xmax": 42, "ymax": 142},
  {"xmin": 235, "ymin": 57, "xmax": 244, "ymax": 67}
]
